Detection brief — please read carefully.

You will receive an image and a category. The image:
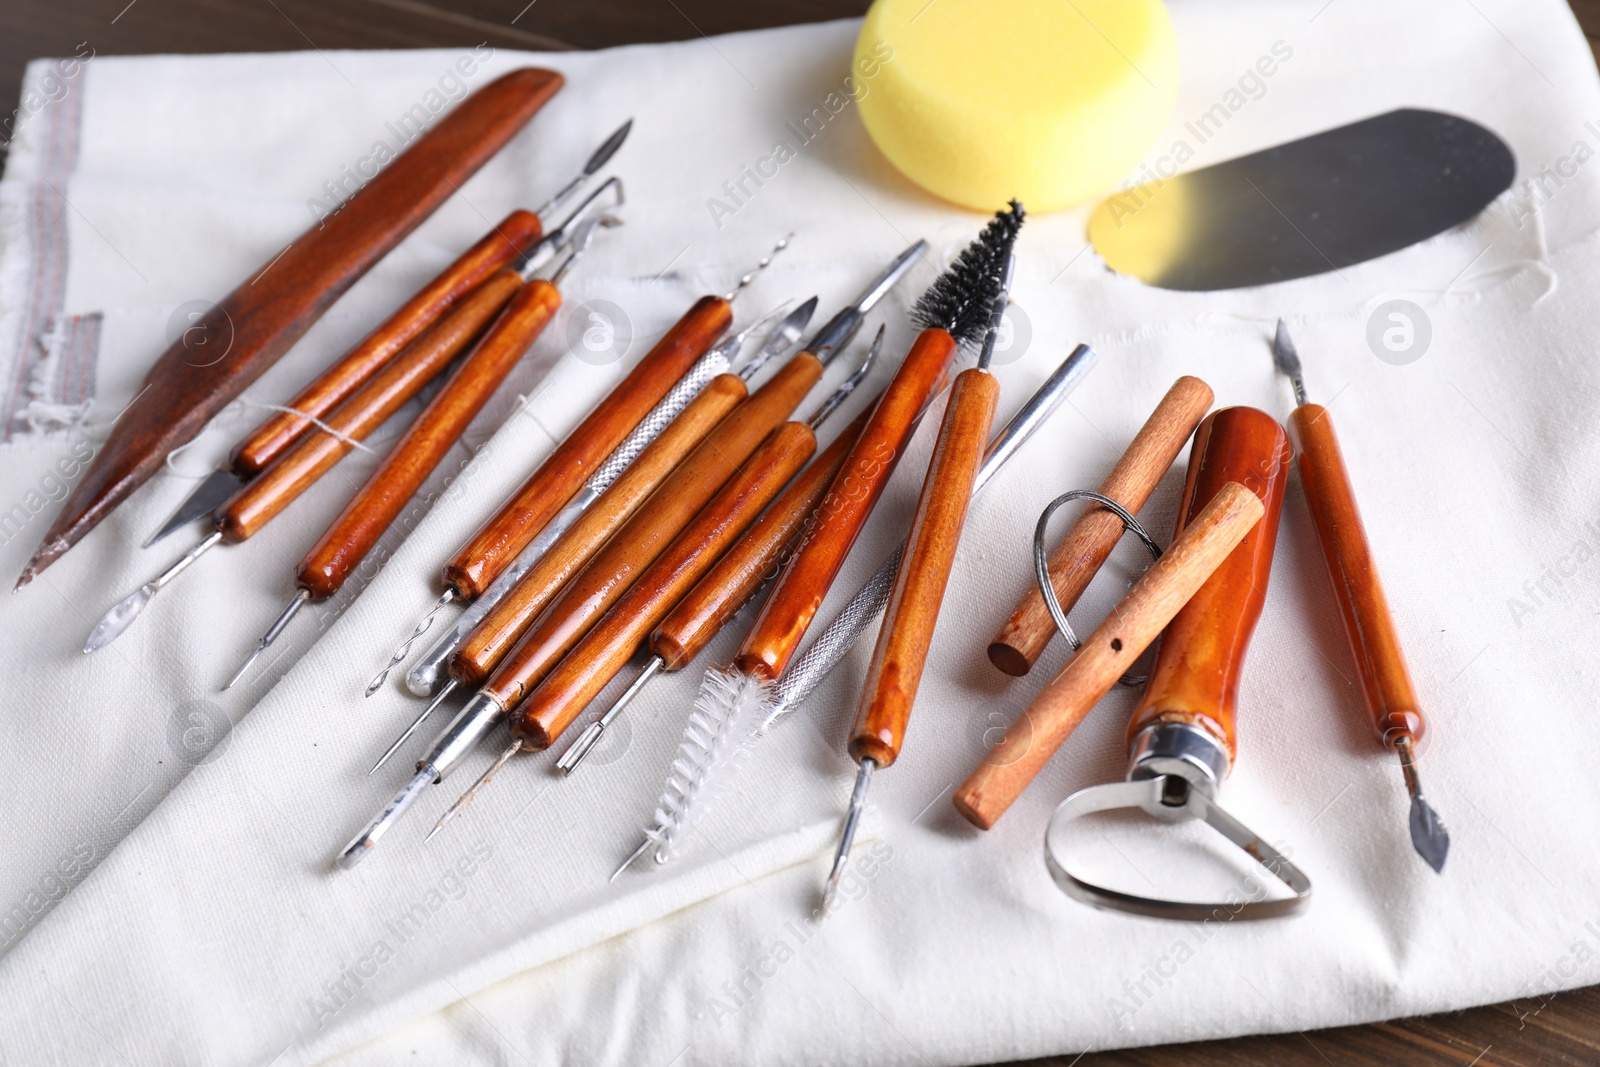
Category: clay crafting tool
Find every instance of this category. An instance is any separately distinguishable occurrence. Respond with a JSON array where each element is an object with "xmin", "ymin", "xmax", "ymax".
[
  {"xmin": 145, "ymin": 121, "xmax": 633, "ymax": 547},
  {"xmin": 366, "ymin": 298, "xmax": 814, "ymax": 770},
  {"xmin": 1089, "ymin": 109, "xmax": 1514, "ymax": 291},
  {"xmin": 19, "ymin": 67, "xmax": 565, "ymax": 587},
  {"xmin": 1028, "ymin": 407, "xmax": 1310, "ymax": 919},
  {"xmin": 1272, "ymin": 321, "xmax": 1448, "ymax": 872},
  {"xmin": 614, "ymin": 342, "xmax": 1096, "ymax": 876},
  {"xmin": 373, "ymin": 235, "xmax": 845, "ymax": 685},
  {"xmin": 953, "ymin": 407, "xmax": 1286, "ymax": 834},
  {"xmin": 337, "ymin": 316, "xmax": 891, "ymax": 865},
  {"xmin": 425, "ymin": 333, "xmax": 884, "ymax": 836},
  {"xmin": 820, "ymin": 207, "xmax": 1025, "ymax": 912},
  {"xmin": 988, "ymin": 376, "xmax": 1213, "ymax": 676},
  {"xmin": 549, "ymin": 331, "xmax": 883, "ymax": 774},
  {"xmin": 85, "ymin": 182, "xmax": 623, "ymax": 654},
  {"xmin": 223, "ymin": 205, "xmax": 617, "ymax": 690}
]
